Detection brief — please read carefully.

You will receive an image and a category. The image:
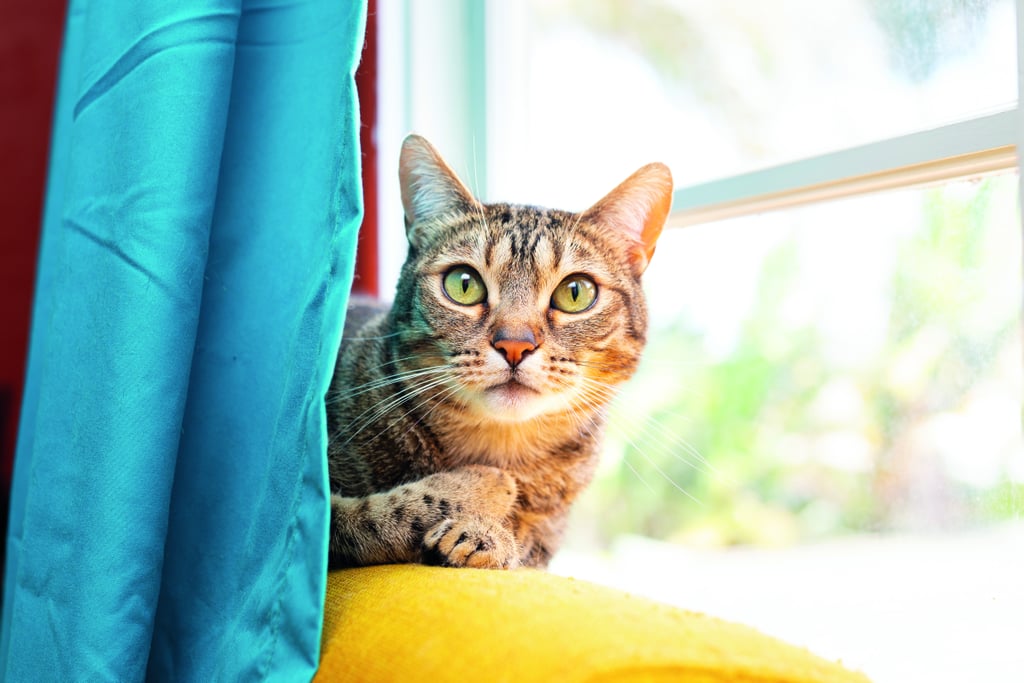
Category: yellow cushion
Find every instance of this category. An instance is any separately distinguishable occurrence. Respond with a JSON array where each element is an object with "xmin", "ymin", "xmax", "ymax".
[{"xmin": 316, "ymin": 565, "xmax": 868, "ymax": 682}]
